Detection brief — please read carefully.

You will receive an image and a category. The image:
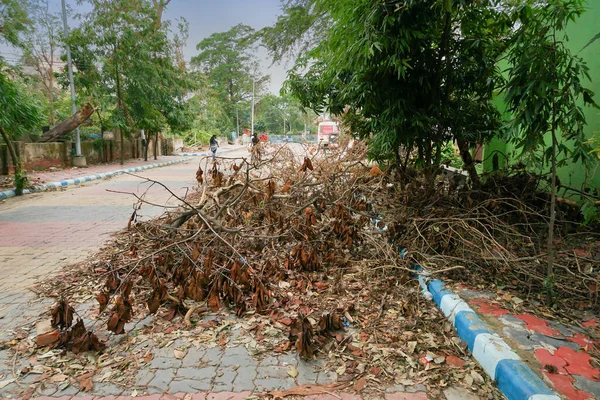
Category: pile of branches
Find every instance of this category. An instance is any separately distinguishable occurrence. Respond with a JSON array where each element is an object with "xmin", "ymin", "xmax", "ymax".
[
  {"xmin": 48, "ymin": 139, "xmax": 425, "ymax": 359},
  {"xmin": 386, "ymin": 162, "xmax": 600, "ymax": 311}
]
